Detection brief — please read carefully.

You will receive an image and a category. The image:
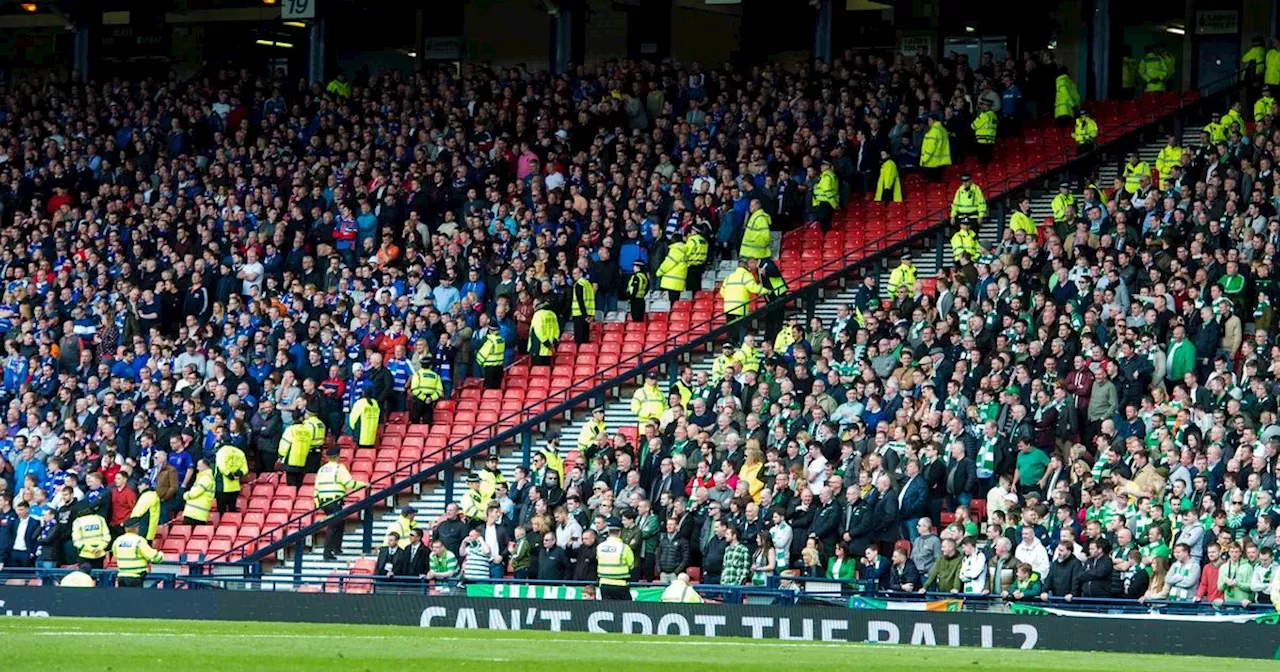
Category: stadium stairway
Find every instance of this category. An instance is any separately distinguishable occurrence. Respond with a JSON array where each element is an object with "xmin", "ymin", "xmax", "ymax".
[{"xmin": 199, "ymin": 93, "xmax": 1199, "ymax": 580}]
